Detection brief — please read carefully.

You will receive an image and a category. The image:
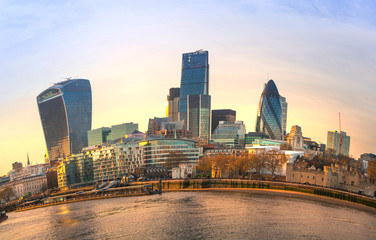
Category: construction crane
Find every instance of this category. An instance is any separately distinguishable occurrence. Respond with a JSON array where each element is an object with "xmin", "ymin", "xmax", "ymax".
[{"xmin": 338, "ymin": 112, "xmax": 343, "ymax": 155}]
